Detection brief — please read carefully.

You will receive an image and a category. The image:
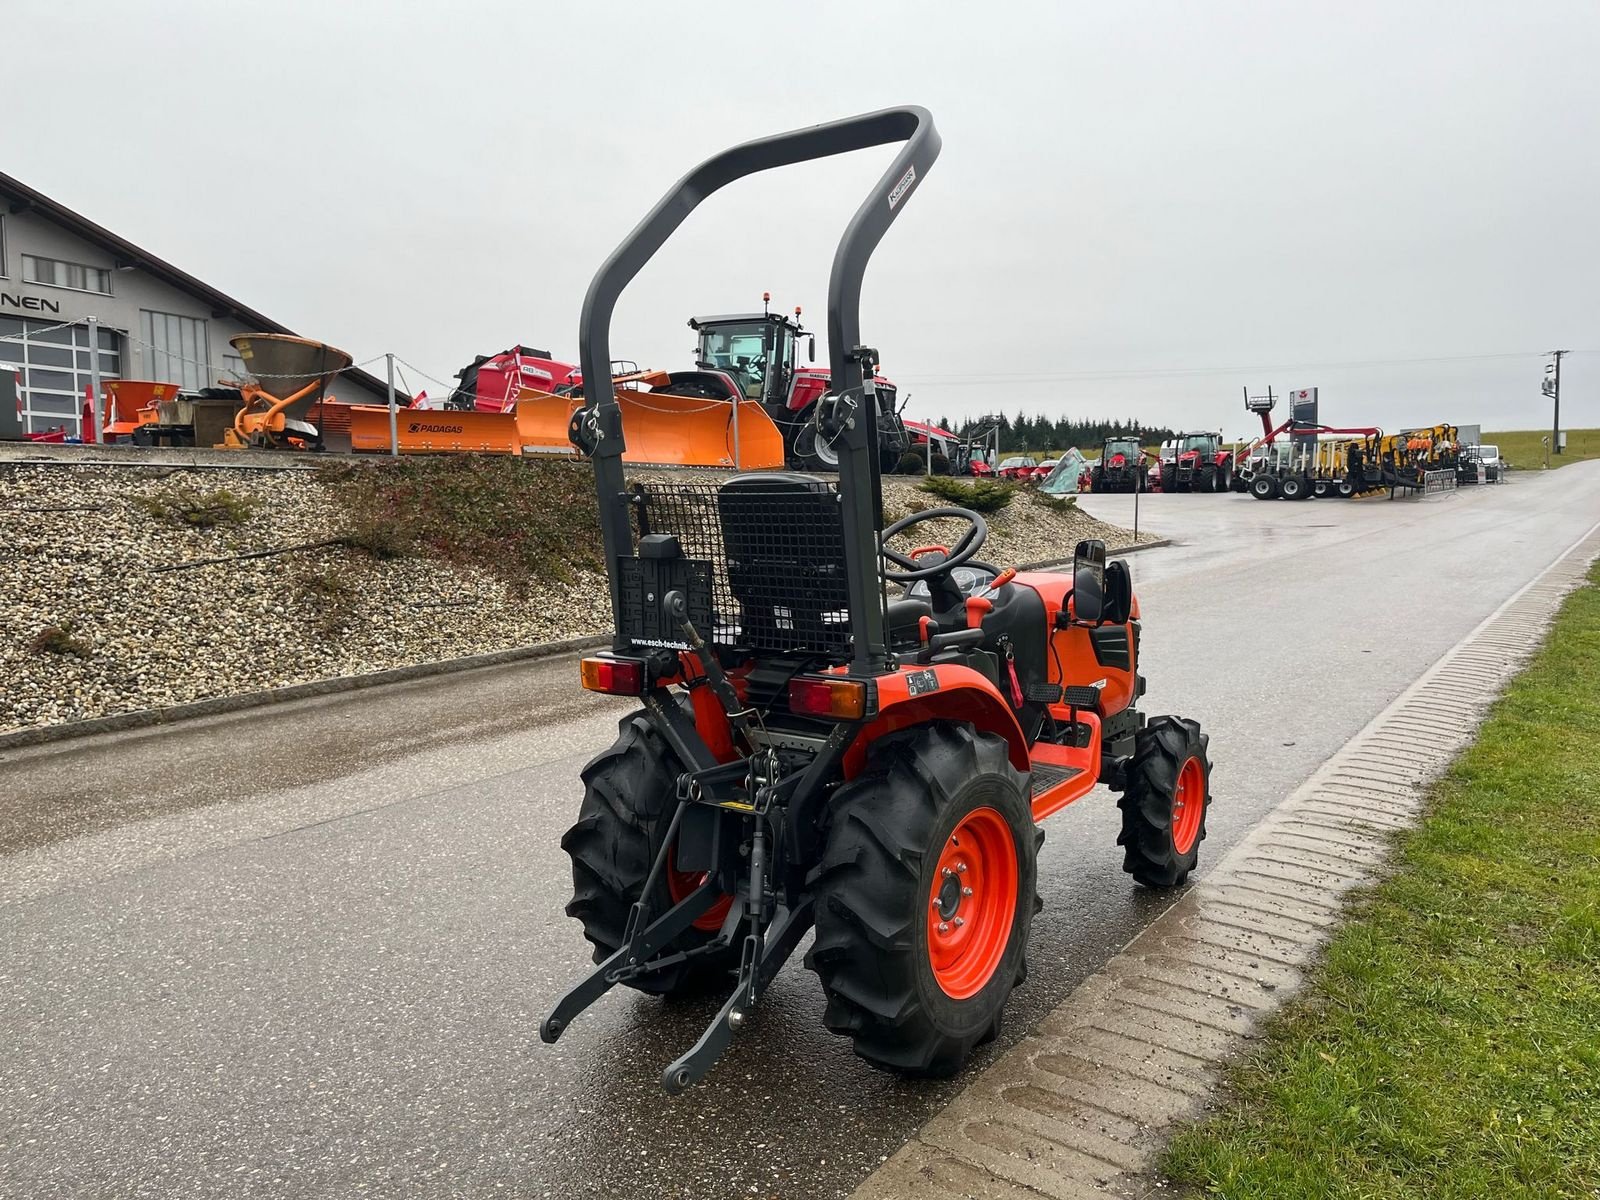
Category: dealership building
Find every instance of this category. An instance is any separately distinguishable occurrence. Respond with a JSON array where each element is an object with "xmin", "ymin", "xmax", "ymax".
[{"xmin": 1, "ymin": 170, "xmax": 391, "ymax": 437}]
